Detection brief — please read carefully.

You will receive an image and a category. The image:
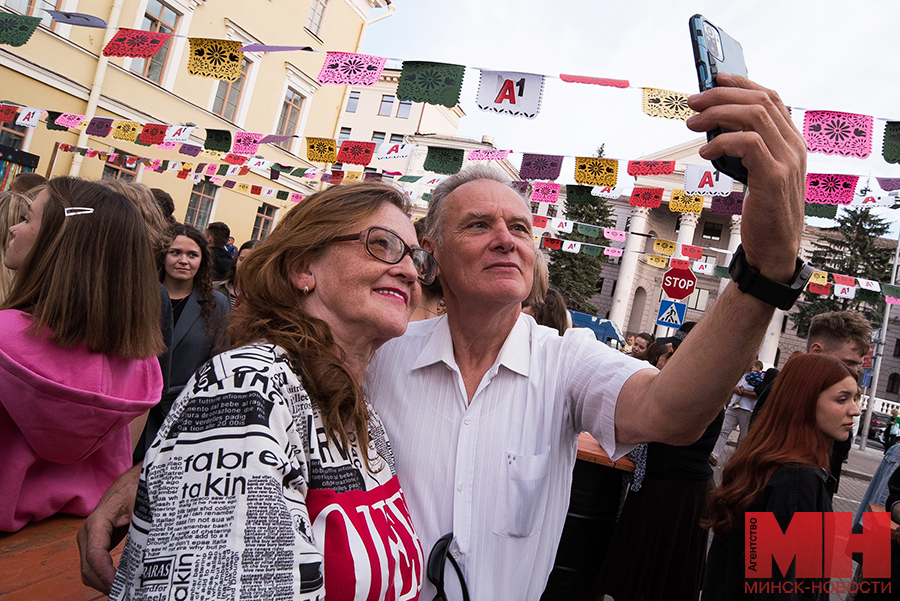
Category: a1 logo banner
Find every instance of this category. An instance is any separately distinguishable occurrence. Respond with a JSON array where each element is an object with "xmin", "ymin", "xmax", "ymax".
[
  {"xmin": 165, "ymin": 125, "xmax": 194, "ymax": 143},
  {"xmin": 848, "ymin": 193, "xmax": 894, "ymax": 207},
  {"xmin": 808, "ymin": 282, "xmax": 831, "ymax": 295},
  {"xmin": 166, "ymin": 161, "xmax": 181, "ymax": 172},
  {"xmin": 476, "ymin": 70, "xmax": 545, "ymax": 119},
  {"xmin": 376, "ymin": 142, "xmax": 414, "ymax": 161},
  {"xmin": 603, "ymin": 228, "xmax": 626, "ymax": 242},
  {"xmin": 692, "ymin": 261, "xmax": 716, "ymax": 275},
  {"xmin": 604, "ymin": 247, "xmax": 624, "ymax": 258},
  {"xmin": 246, "ymin": 158, "xmax": 272, "ymax": 170},
  {"xmin": 422, "ymin": 176, "xmax": 443, "ymax": 187},
  {"xmin": 681, "ymin": 244, "xmax": 702, "ymax": 260},
  {"xmin": 562, "ymin": 240, "xmax": 582, "ymax": 254},
  {"xmin": 553, "ymin": 219, "xmax": 573, "ymax": 234},
  {"xmin": 647, "ymin": 255, "xmax": 669, "ymax": 269},
  {"xmin": 857, "ymin": 278, "xmax": 881, "ymax": 292},
  {"xmin": 653, "ymin": 238, "xmax": 676, "ymax": 256},
  {"xmin": 15, "ymin": 107, "xmax": 42, "ymax": 128},
  {"xmin": 684, "ymin": 165, "xmax": 734, "ymax": 196},
  {"xmin": 835, "ymin": 285, "xmax": 856, "ymax": 299},
  {"xmin": 262, "ymin": 188, "xmax": 276, "ymax": 198},
  {"xmin": 670, "ymin": 259, "xmax": 690, "ymax": 270},
  {"xmin": 533, "ymin": 215, "xmax": 549, "ymax": 228},
  {"xmin": 592, "ymin": 183, "xmax": 634, "ymax": 199}
]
